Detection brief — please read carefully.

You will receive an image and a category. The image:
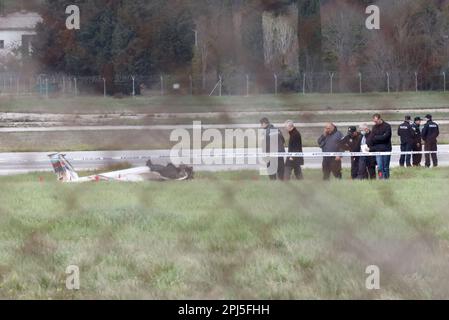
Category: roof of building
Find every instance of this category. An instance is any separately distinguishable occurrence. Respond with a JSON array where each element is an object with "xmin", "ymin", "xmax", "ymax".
[{"xmin": 0, "ymin": 11, "xmax": 42, "ymax": 30}]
